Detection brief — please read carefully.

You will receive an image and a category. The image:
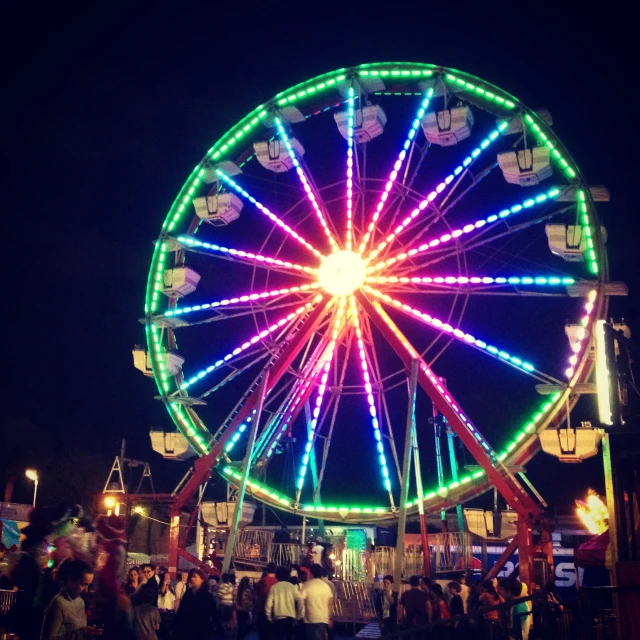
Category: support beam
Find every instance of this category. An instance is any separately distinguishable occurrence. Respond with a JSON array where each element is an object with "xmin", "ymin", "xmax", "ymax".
[
  {"xmin": 222, "ymin": 373, "xmax": 268, "ymax": 573},
  {"xmin": 483, "ymin": 536, "xmax": 518, "ymax": 582},
  {"xmin": 395, "ymin": 359, "xmax": 418, "ymax": 586},
  {"xmin": 357, "ymin": 291, "xmax": 541, "ymax": 521},
  {"xmin": 304, "ymin": 401, "xmax": 325, "ymax": 539},
  {"xmin": 410, "ymin": 395, "xmax": 430, "ymax": 576},
  {"xmin": 446, "ymin": 427, "xmax": 465, "ymax": 532}
]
